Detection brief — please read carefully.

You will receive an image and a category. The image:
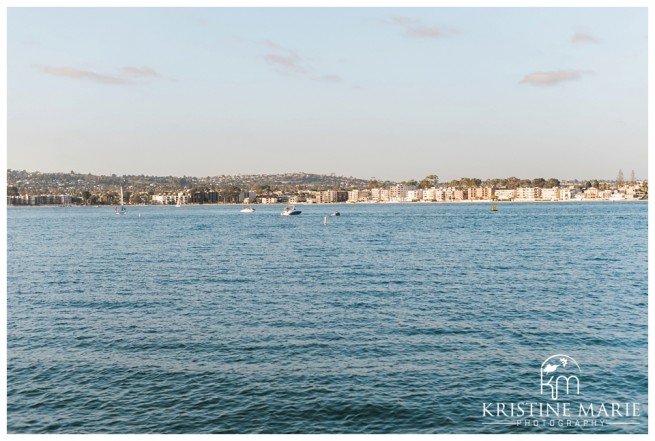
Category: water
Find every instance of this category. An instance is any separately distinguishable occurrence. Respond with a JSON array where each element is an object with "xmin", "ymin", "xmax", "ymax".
[{"xmin": 7, "ymin": 202, "xmax": 648, "ymax": 433}]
